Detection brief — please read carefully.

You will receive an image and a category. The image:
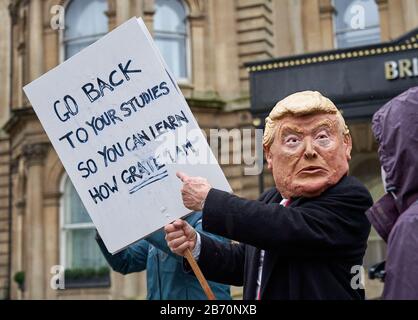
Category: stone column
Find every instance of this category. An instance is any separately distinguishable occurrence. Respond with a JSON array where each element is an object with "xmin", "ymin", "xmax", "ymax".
[
  {"xmin": 376, "ymin": 0, "xmax": 390, "ymax": 41},
  {"xmin": 387, "ymin": 0, "xmax": 405, "ymax": 38},
  {"xmin": 28, "ymin": 0, "xmax": 43, "ymax": 81},
  {"xmin": 43, "ymin": 192, "xmax": 60, "ymax": 299},
  {"xmin": 402, "ymin": 0, "xmax": 418, "ymax": 32},
  {"xmin": 0, "ymin": 0, "xmax": 11, "ymax": 127},
  {"xmin": 106, "ymin": 0, "xmax": 117, "ymax": 30},
  {"xmin": 116, "ymin": 0, "xmax": 131, "ymax": 26},
  {"xmin": 189, "ymin": 12, "xmax": 206, "ymax": 96},
  {"xmin": 22, "ymin": 143, "xmax": 48, "ymax": 299},
  {"xmin": 143, "ymin": 0, "xmax": 155, "ymax": 34},
  {"xmin": 287, "ymin": 0, "xmax": 305, "ymax": 54},
  {"xmin": 319, "ymin": 0, "xmax": 335, "ymax": 50},
  {"xmin": 211, "ymin": 0, "xmax": 240, "ymax": 99},
  {"xmin": 132, "ymin": 0, "xmax": 144, "ymax": 17},
  {"xmin": 302, "ymin": 0, "xmax": 322, "ymax": 52},
  {"xmin": 273, "ymin": 0, "xmax": 293, "ymax": 56},
  {"xmin": 10, "ymin": 159, "xmax": 23, "ymax": 300}
]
